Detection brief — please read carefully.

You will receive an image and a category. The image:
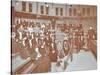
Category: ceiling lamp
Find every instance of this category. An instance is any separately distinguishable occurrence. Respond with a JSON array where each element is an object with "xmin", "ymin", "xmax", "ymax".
[
  {"xmin": 15, "ymin": 1, "xmax": 19, "ymax": 6},
  {"xmin": 45, "ymin": 2, "xmax": 49, "ymax": 7}
]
